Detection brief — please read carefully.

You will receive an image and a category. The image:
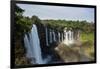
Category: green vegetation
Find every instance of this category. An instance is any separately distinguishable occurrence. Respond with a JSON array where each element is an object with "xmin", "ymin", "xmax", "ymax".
[
  {"xmin": 42, "ymin": 20, "xmax": 94, "ymax": 32},
  {"xmin": 80, "ymin": 32, "xmax": 94, "ymax": 42},
  {"xmin": 14, "ymin": 5, "xmax": 32, "ymax": 66},
  {"xmin": 80, "ymin": 32, "xmax": 94, "ymax": 60},
  {"xmin": 14, "ymin": 4, "xmax": 95, "ymax": 65},
  {"xmin": 14, "ymin": 5, "xmax": 43, "ymax": 66}
]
